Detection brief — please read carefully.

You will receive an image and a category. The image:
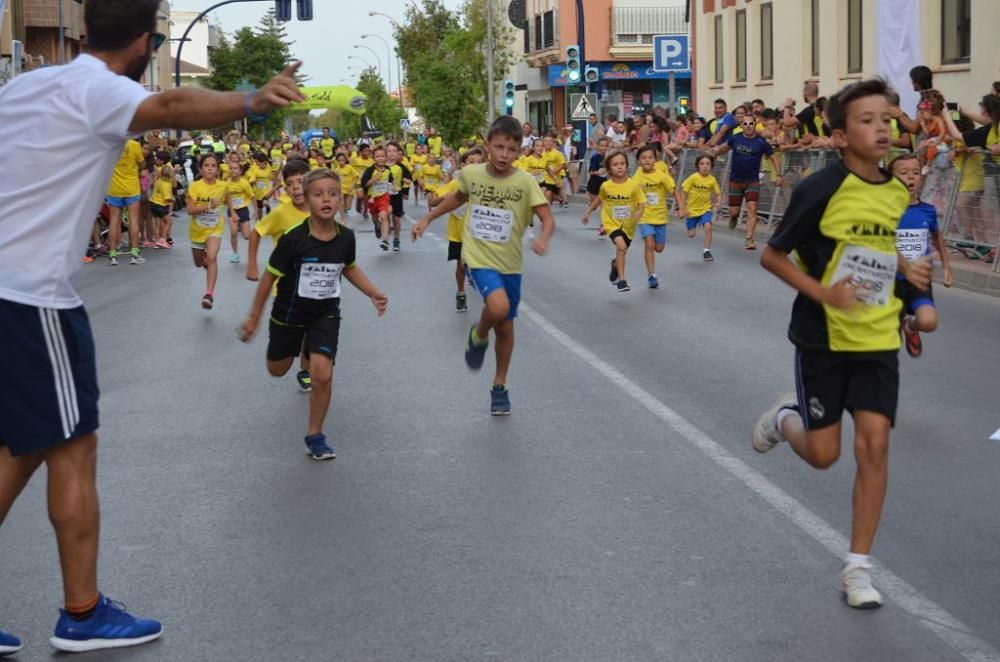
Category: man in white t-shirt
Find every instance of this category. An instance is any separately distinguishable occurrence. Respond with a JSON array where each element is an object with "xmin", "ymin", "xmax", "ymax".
[{"xmin": 0, "ymin": 0, "xmax": 302, "ymax": 655}]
